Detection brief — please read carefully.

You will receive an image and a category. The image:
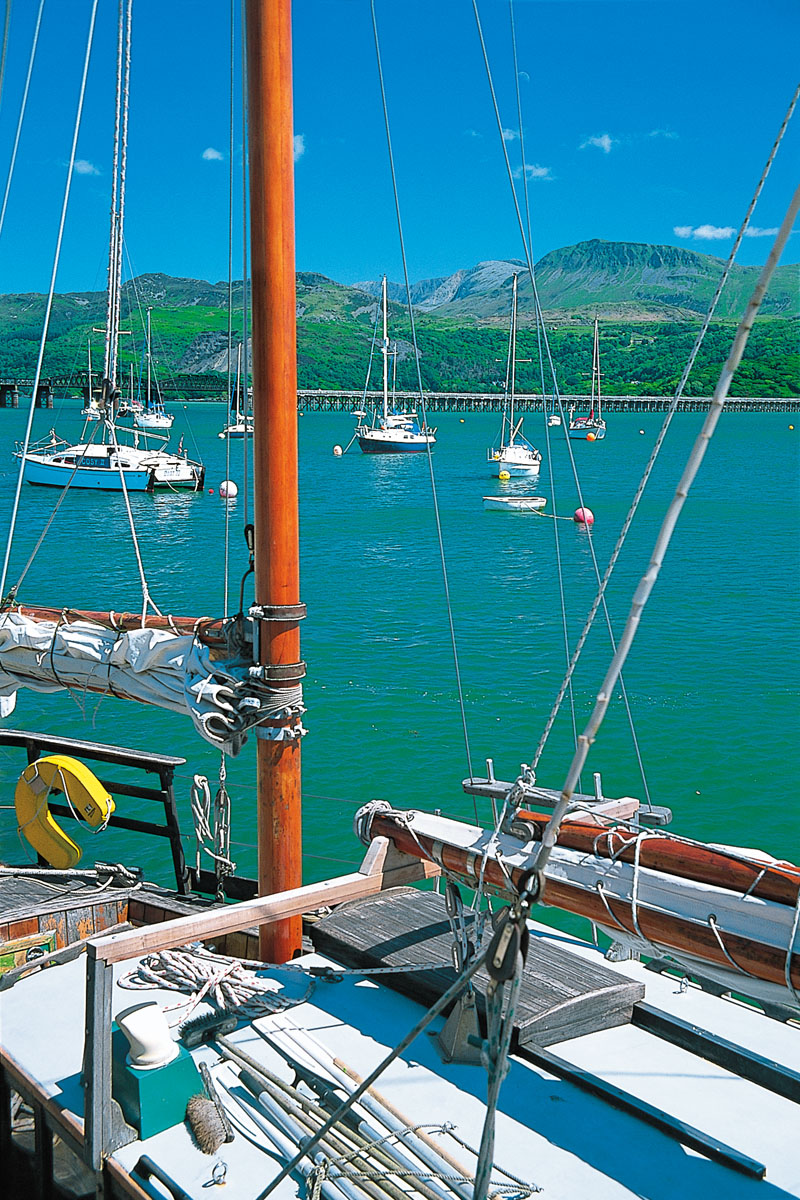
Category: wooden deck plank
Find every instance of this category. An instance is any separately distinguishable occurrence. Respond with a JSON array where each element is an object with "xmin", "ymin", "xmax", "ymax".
[{"xmin": 311, "ymin": 889, "xmax": 645, "ymax": 1047}]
